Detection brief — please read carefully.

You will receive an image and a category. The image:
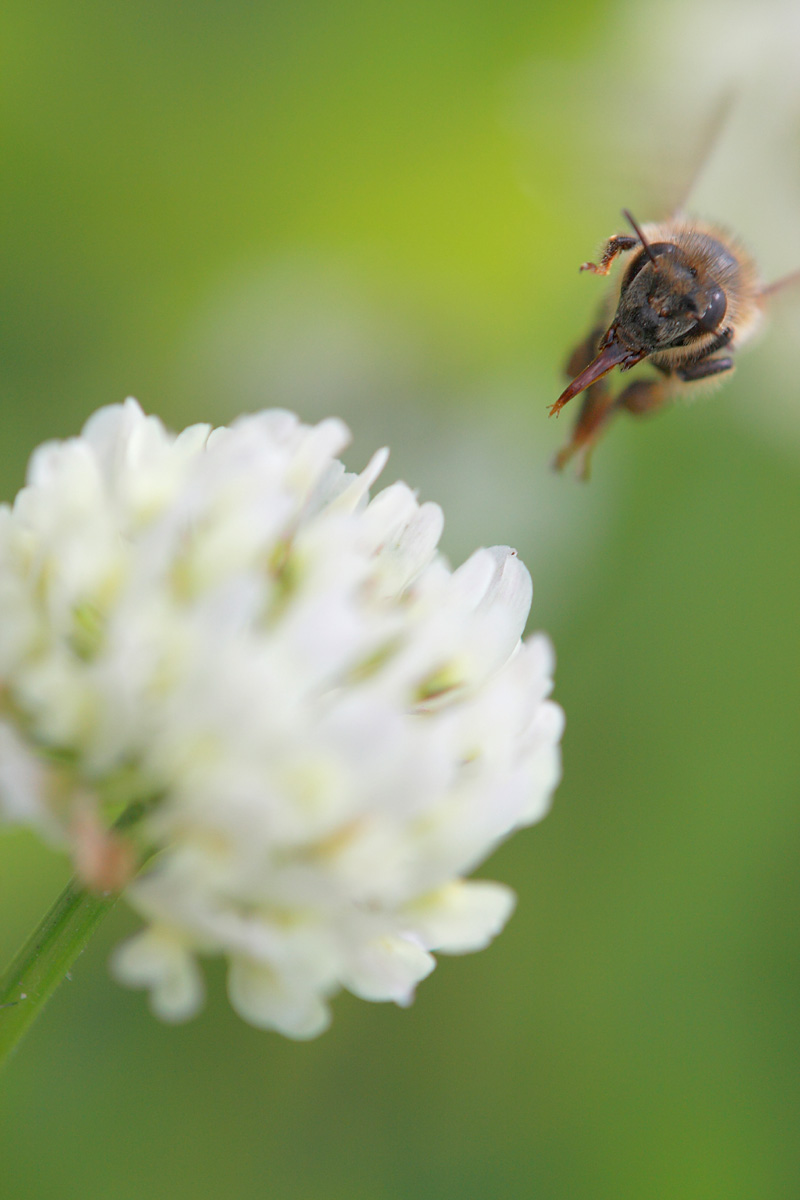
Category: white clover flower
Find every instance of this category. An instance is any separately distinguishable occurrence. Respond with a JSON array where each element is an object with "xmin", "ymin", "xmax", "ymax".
[{"xmin": 0, "ymin": 400, "xmax": 563, "ymax": 1038}]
